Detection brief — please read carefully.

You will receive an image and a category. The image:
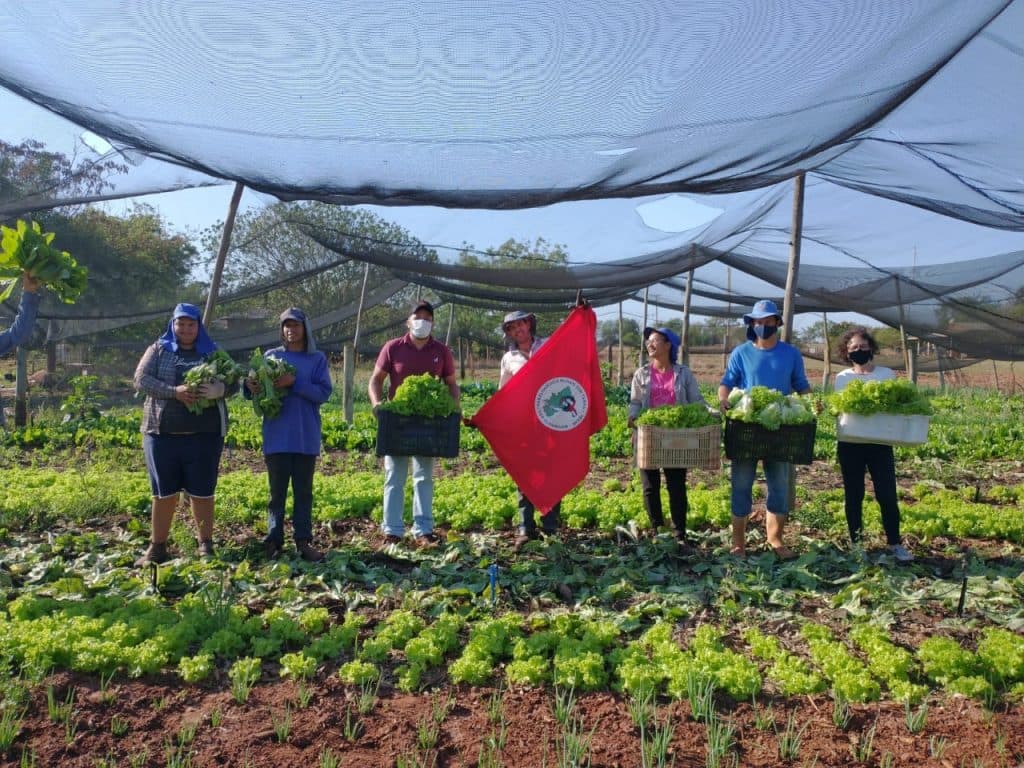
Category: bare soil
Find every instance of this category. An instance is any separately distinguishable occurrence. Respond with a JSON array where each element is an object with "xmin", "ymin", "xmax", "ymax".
[{"xmin": 6, "ymin": 670, "xmax": 1023, "ymax": 767}]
